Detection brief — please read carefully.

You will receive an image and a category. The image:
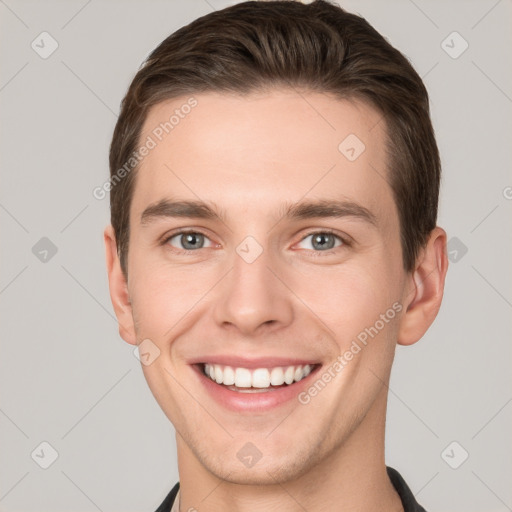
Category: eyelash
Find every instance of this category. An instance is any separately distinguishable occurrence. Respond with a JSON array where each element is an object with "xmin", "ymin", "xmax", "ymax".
[
  {"xmin": 160, "ymin": 228, "xmax": 351, "ymax": 256},
  {"xmin": 160, "ymin": 229, "xmax": 215, "ymax": 256},
  {"xmin": 300, "ymin": 229, "xmax": 350, "ymax": 257}
]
